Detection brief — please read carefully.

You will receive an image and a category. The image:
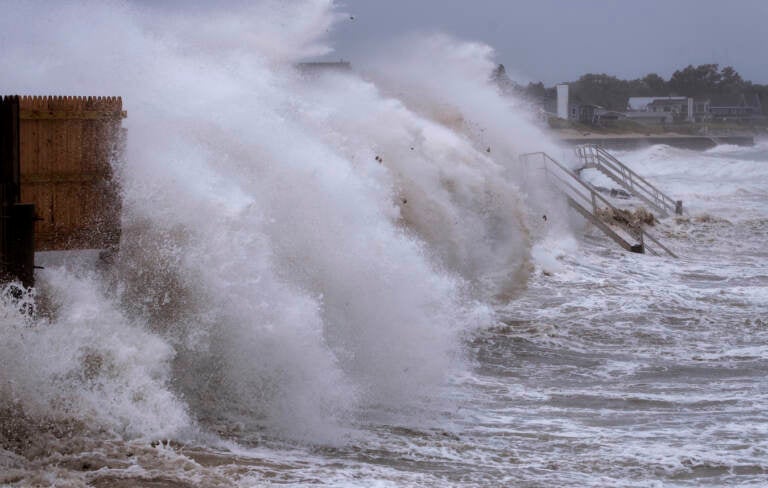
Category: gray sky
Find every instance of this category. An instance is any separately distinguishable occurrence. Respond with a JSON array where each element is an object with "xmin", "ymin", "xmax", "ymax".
[{"xmin": 325, "ymin": 0, "xmax": 768, "ymax": 85}]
